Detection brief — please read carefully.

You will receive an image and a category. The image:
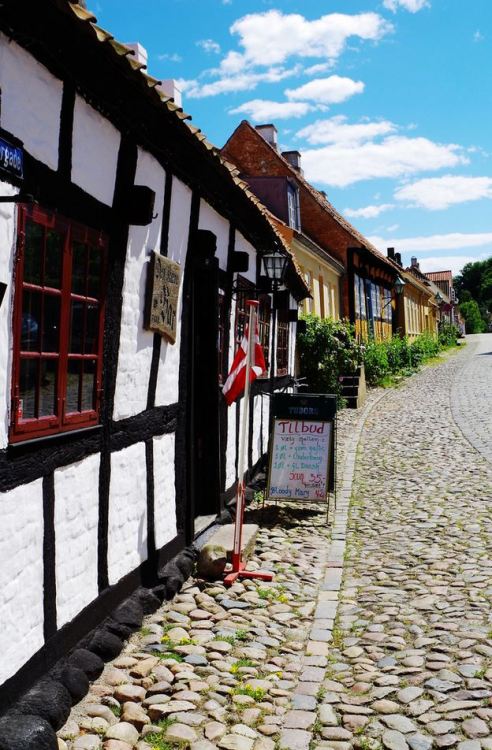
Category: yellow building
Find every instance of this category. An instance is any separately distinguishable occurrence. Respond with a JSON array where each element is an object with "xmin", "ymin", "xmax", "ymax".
[
  {"xmin": 399, "ymin": 265, "xmax": 439, "ymax": 340},
  {"xmin": 269, "ymin": 215, "xmax": 344, "ymax": 320}
]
